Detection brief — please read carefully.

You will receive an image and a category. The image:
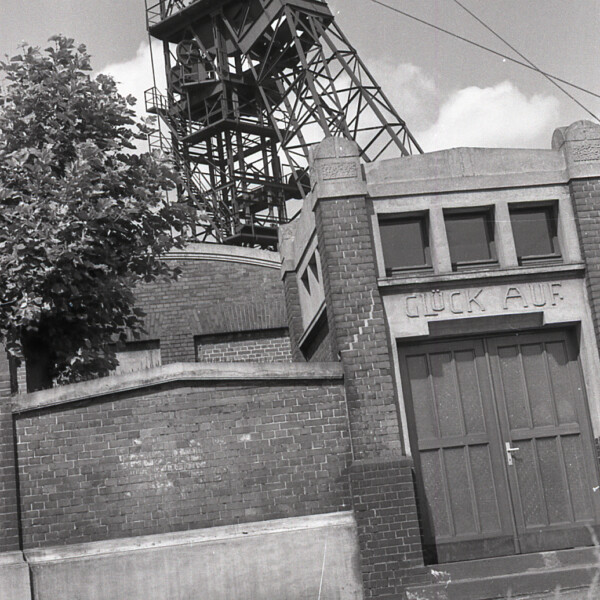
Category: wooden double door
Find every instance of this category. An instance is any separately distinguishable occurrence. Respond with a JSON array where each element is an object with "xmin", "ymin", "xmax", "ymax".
[{"xmin": 399, "ymin": 329, "xmax": 600, "ymax": 563}]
